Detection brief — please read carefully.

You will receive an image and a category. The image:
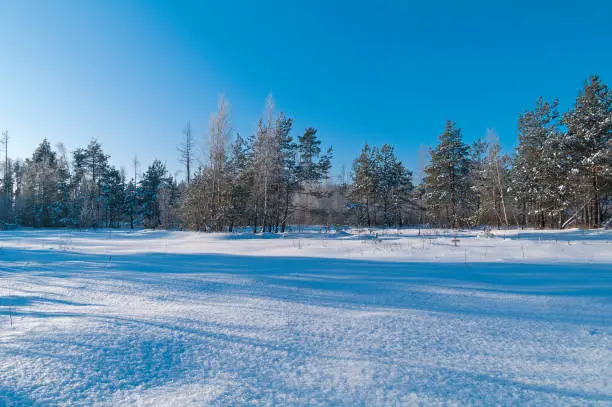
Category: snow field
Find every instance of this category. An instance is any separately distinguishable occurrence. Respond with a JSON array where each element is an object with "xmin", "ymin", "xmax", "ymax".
[{"xmin": 1, "ymin": 228, "xmax": 611, "ymax": 405}]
